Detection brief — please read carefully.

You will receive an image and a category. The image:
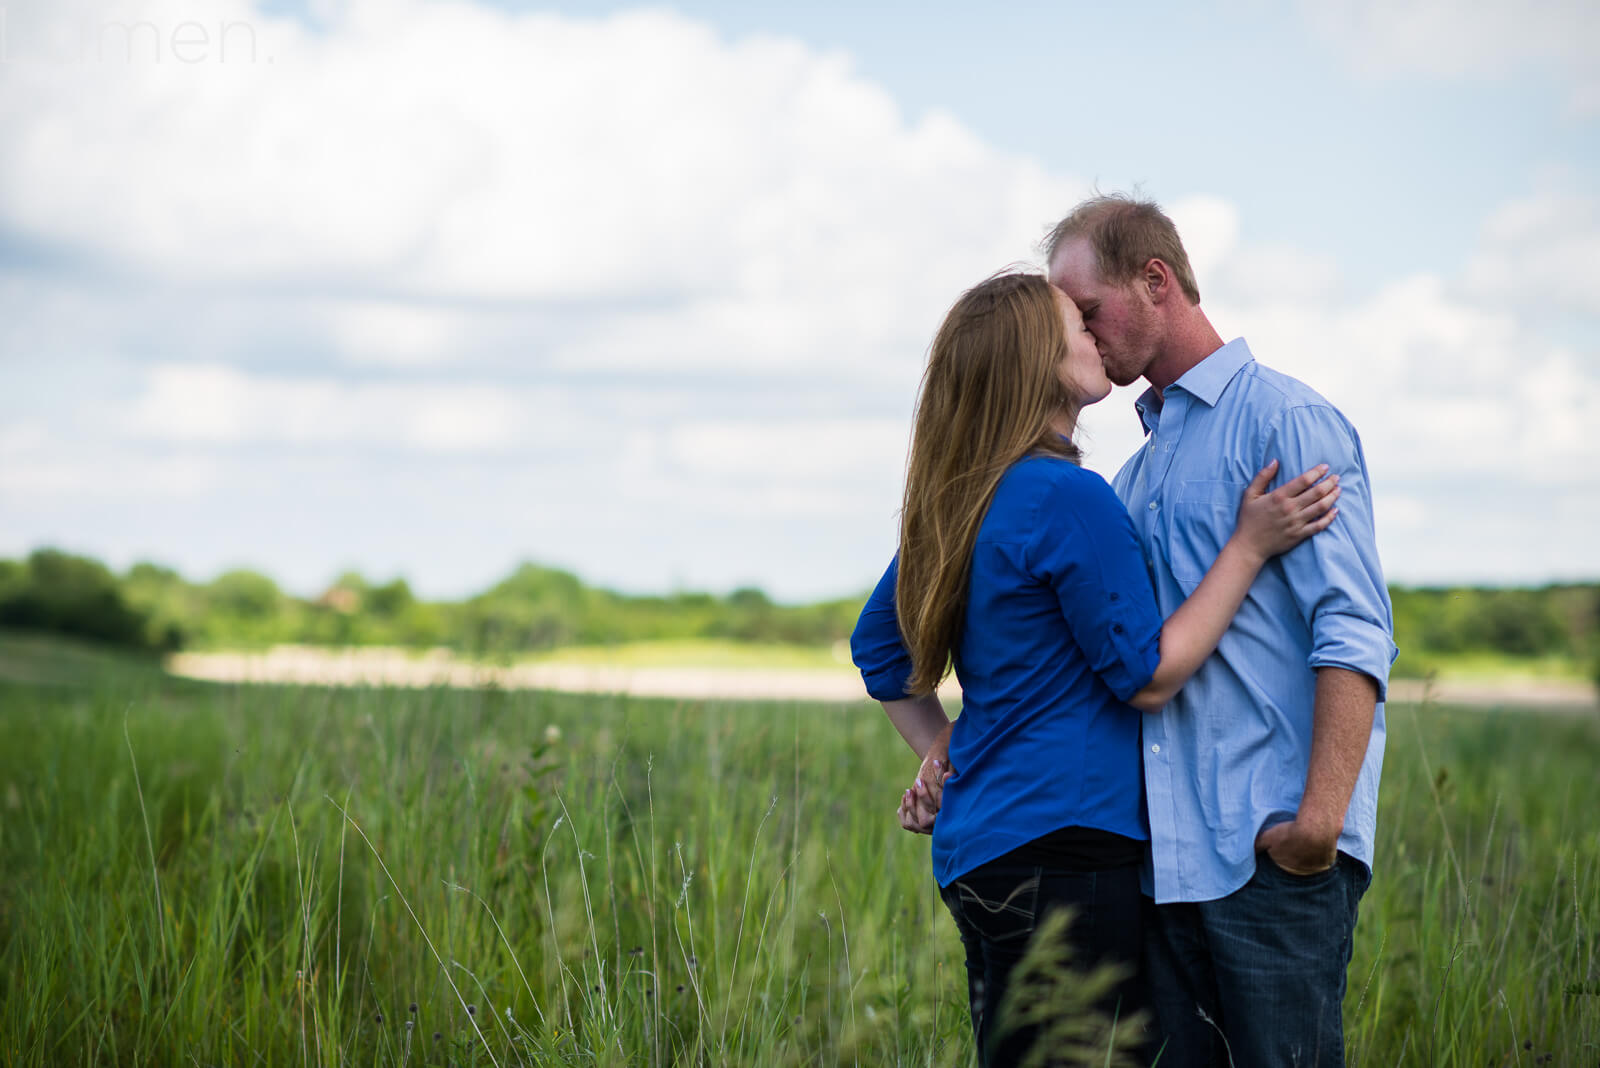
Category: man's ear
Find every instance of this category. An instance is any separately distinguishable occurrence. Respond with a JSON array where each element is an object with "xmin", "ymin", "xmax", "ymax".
[{"xmin": 1143, "ymin": 258, "xmax": 1173, "ymax": 304}]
